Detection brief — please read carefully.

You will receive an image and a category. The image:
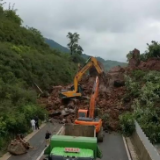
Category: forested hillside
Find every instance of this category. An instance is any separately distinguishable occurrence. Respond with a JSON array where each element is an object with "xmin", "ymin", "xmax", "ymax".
[
  {"xmin": 45, "ymin": 38, "xmax": 127, "ymax": 71},
  {"xmin": 0, "ymin": 4, "xmax": 81, "ymax": 152},
  {"xmin": 45, "ymin": 38, "xmax": 69, "ymax": 53}
]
